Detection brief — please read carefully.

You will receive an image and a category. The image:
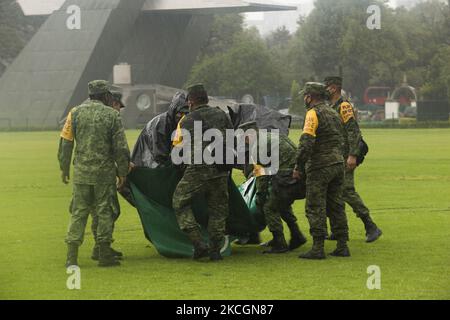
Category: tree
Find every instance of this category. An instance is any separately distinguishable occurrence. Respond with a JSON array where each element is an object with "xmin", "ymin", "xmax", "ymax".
[
  {"xmin": 289, "ymin": 0, "xmax": 410, "ymax": 99},
  {"xmin": 197, "ymin": 13, "xmax": 244, "ymax": 59},
  {"xmin": 289, "ymin": 80, "xmax": 305, "ymax": 116},
  {"xmin": 187, "ymin": 27, "xmax": 283, "ymax": 101}
]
